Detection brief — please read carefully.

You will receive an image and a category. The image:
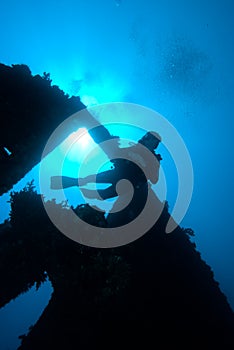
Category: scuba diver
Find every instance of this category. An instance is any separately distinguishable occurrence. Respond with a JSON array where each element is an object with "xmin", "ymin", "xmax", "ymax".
[{"xmin": 51, "ymin": 123, "xmax": 162, "ymax": 227}]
